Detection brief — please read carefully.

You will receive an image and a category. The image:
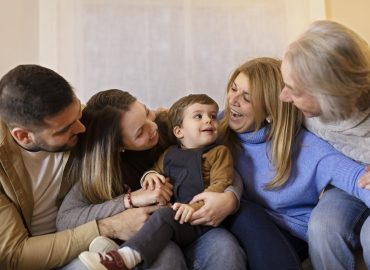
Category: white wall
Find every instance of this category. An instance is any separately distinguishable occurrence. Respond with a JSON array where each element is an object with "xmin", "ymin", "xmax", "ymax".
[
  {"xmin": 326, "ymin": 0, "xmax": 370, "ymax": 43},
  {"xmin": 0, "ymin": 0, "xmax": 39, "ymax": 76},
  {"xmin": 1, "ymin": 0, "xmax": 323, "ymax": 108},
  {"xmin": 43, "ymin": 0, "xmax": 317, "ymax": 108}
]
